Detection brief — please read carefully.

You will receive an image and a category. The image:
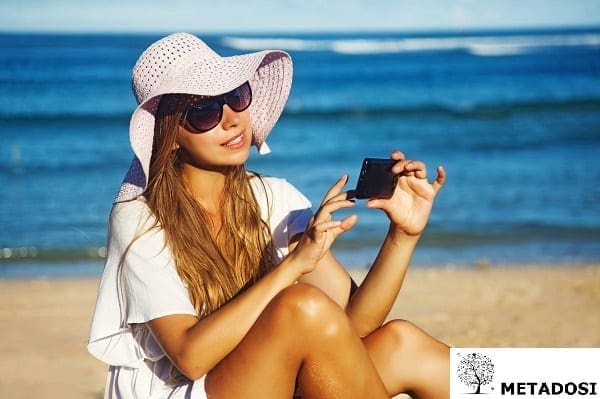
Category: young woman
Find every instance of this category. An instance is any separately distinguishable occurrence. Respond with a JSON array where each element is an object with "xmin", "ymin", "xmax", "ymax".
[{"xmin": 89, "ymin": 32, "xmax": 449, "ymax": 399}]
